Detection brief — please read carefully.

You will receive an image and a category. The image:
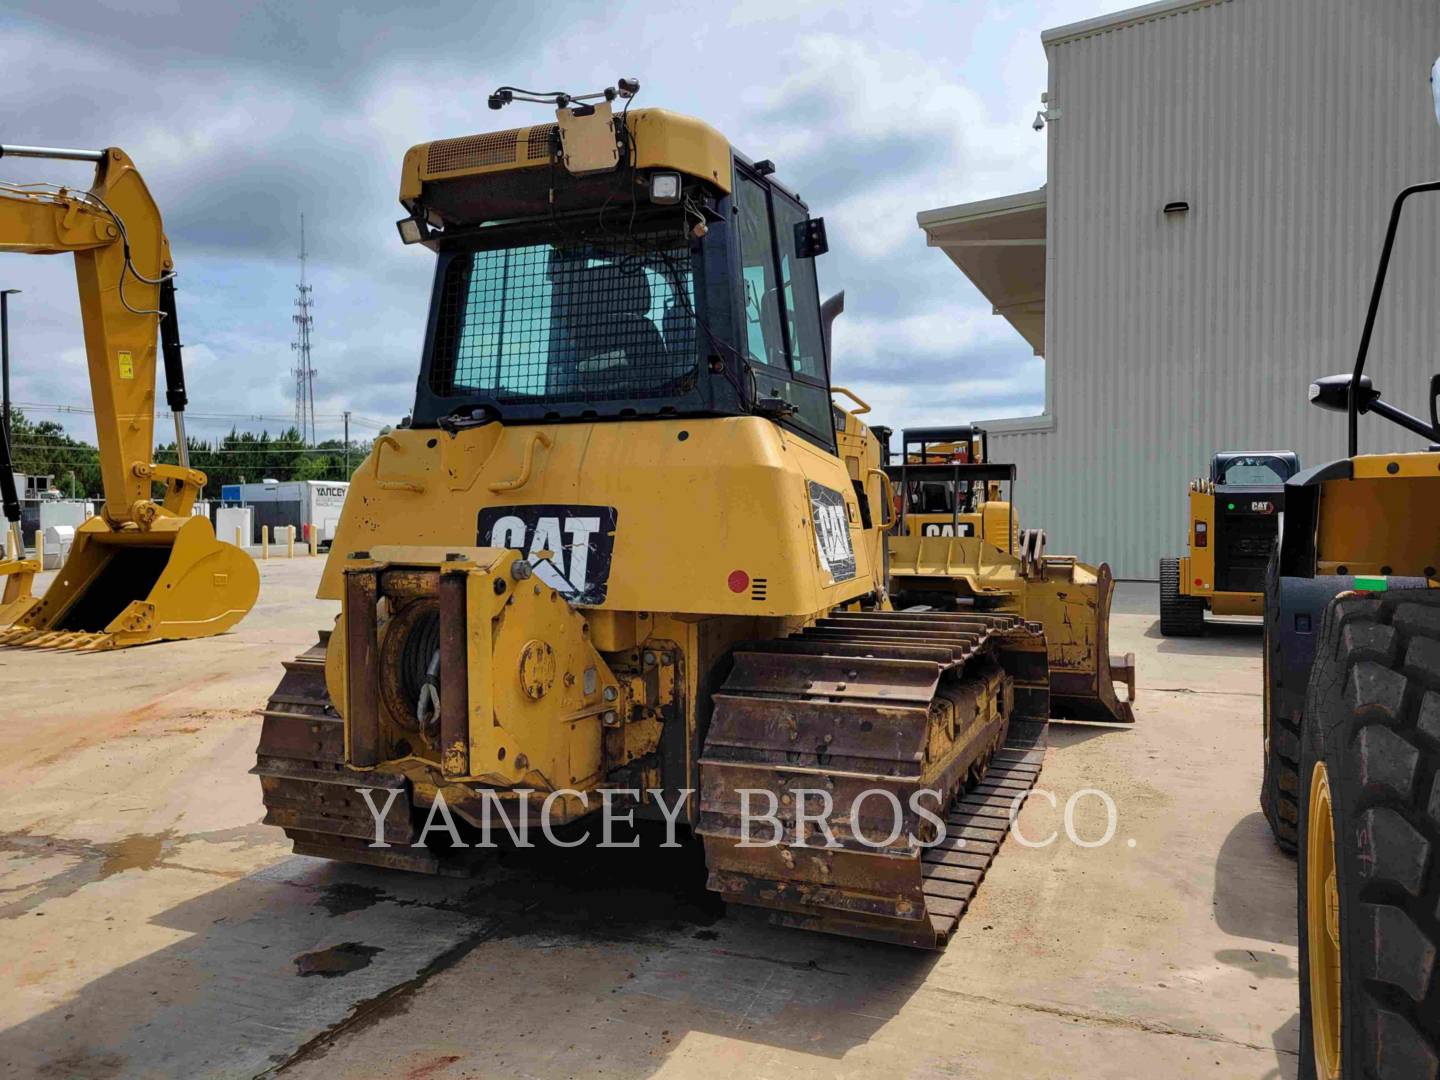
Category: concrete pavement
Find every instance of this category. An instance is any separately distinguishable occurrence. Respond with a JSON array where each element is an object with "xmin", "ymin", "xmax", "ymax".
[{"xmin": 0, "ymin": 565, "xmax": 1298, "ymax": 1079}]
